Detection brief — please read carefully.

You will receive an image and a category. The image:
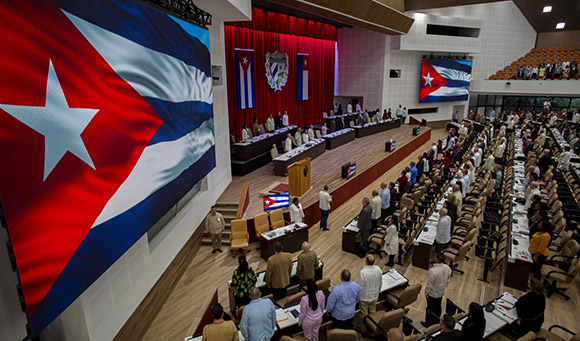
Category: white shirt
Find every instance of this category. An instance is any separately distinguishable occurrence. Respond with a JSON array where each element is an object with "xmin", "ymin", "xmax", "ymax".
[
  {"xmin": 282, "ymin": 114, "xmax": 289, "ymax": 126},
  {"xmin": 383, "ymin": 224, "xmax": 398, "ymax": 255},
  {"xmin": 396, "ymin": 107, "xmax": 403, "ymax": 117},
  {"xmin": 308, "ymin": 129, "xmax": 315, "ymax": 141},
  {"xmin": 242, "ymin": 128, "xmax": 251, "ymax": 141},
  {"xmin": 473, "ymin": 151, "xmax": 481, "ymax": 168},
  {"xmin": 402, "ymin": 108, "xmax": 407, "ymax": 117},
  {"xmin": 431, "ymin": 145, "xmax": 438, "ymax": 160},
  {"xmin": 549, "ymin": 115, "xmax": 557, "ymax": 126},
  {"xmin": 436, "ymin": 215, "xmax": 451, "ymax": 244},
  {"xmin": 371, "ymin": 195, "xmax": 382, "ymax": 220},
  {"xmin": 559, "ymin": 151, "xmax": 572, "ymax": 170},
  {"xmin": 319, "ymin": 190, "xmax": 332, "ymax": 210},
  {"xmin": 284, "ymin": 137, "xmax": 292, "ymax": 152},
  {"xmin": 357, "ymin": 265, "xmax": 383, "ymax": 302},
  {"xmin": 525, "ymin": 188, "xmax": 541, "ymax": 209},
  {"xmin": 289, "ymin": 203, "xmax": 304, "ymax": 223},
  {"xmin": 508, "ymin": 119, "xmax": 515, "ymax": 129},
  {"xmin": 425, "ymin": 263, "xmax": 451, "ymax": 298},
  {"xmin": 459, "ymin": 125, "xmax": 468, "ymax": 135},
  {"xmin": 423, "ymin": 158, "xmax": 430, "ymax": 172},
  {"xmin": 321, "ymin": 126, "xmax": 328, "ymax": 136},
  {"xmin": 573, "ymin": 113, "xmax": 580, "ymax": 123},
  {"xmin": 302, "ymin": 132, "xmax": 309, "ymax": 144},
  {"xmin": 356, "ymin": 103, "xmax": 361, "ymax": 112},
  {"xmin": 347, "ymin": 104, "xmax": 353, "ymax": 113}
]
